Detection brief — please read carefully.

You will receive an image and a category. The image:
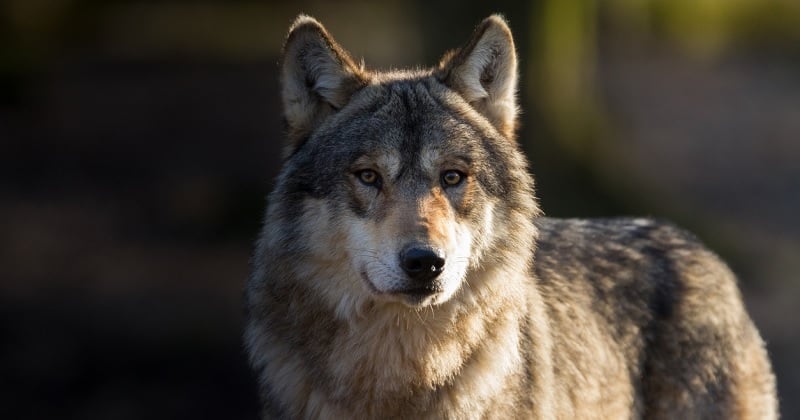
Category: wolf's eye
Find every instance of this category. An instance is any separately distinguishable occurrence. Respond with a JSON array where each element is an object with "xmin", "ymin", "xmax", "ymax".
[
  {"xmin": 441, "ymin": 170, "xmax": 465, "ymax": 187},
  {"xmin": 356, "ymin": 169, "xmax": 381, "ymax": 187}
]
